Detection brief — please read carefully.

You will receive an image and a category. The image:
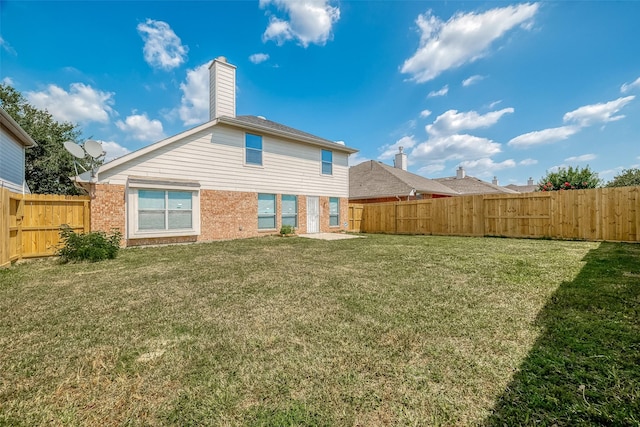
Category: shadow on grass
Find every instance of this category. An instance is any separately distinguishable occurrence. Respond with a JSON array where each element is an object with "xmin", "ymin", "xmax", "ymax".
[{"xmin": 485, "ymin": 242, "xmax": 640, "ymax": 426}]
